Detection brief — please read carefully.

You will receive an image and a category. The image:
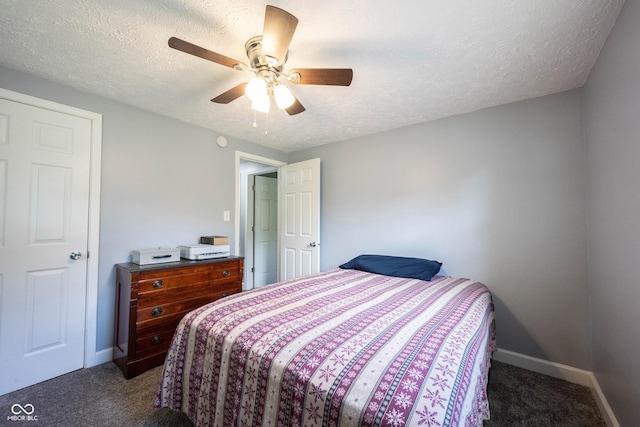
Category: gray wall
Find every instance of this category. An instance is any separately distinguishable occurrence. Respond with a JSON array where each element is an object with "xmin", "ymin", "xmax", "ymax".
[
  {"xmin": 291, "ymin": 90, "xmax": 591, "ymax": 369},
  {"xmin": 584, "ymin": 0, "xmax": 640, "ymax": 423},
  {"xmin": 0, "ymin": 65, "xmax": 288, "ymax": 352}
]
